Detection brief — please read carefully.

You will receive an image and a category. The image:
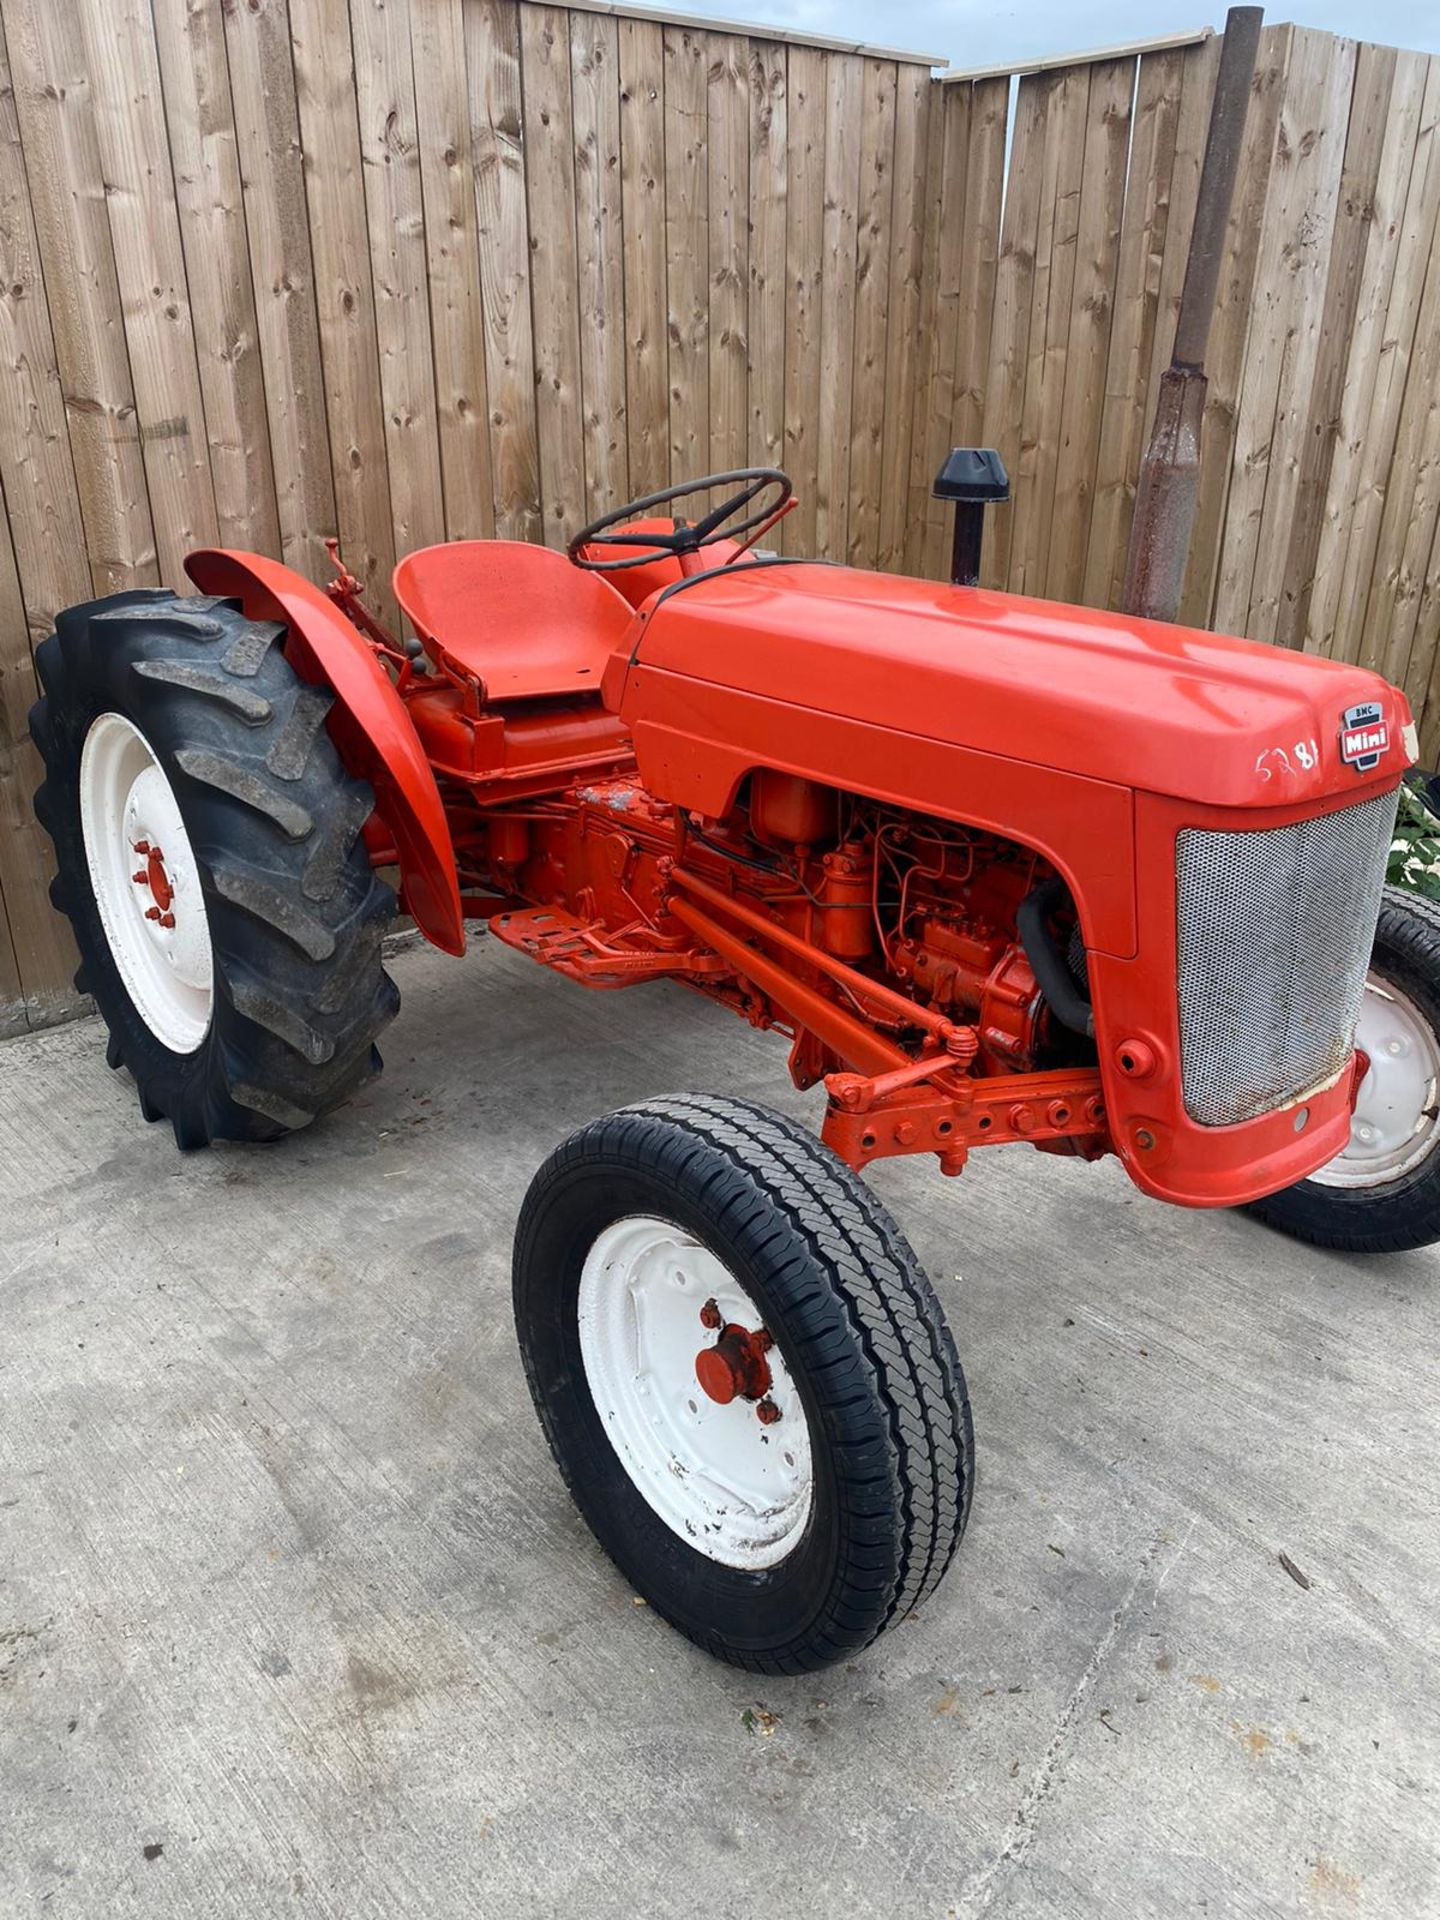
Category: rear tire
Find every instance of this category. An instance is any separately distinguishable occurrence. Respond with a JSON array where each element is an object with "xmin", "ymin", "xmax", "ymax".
[
  {"xmin": 513, "ymin": 1093, "xmax": 974, "ymax": 1673},
  {"xmin": 31, "ymin": 589, "xmax": 399, "ymax": 1147},
  {"xmin": 1246, "ymin": 887, "xmax": 1440, "ymax": 1252}
]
